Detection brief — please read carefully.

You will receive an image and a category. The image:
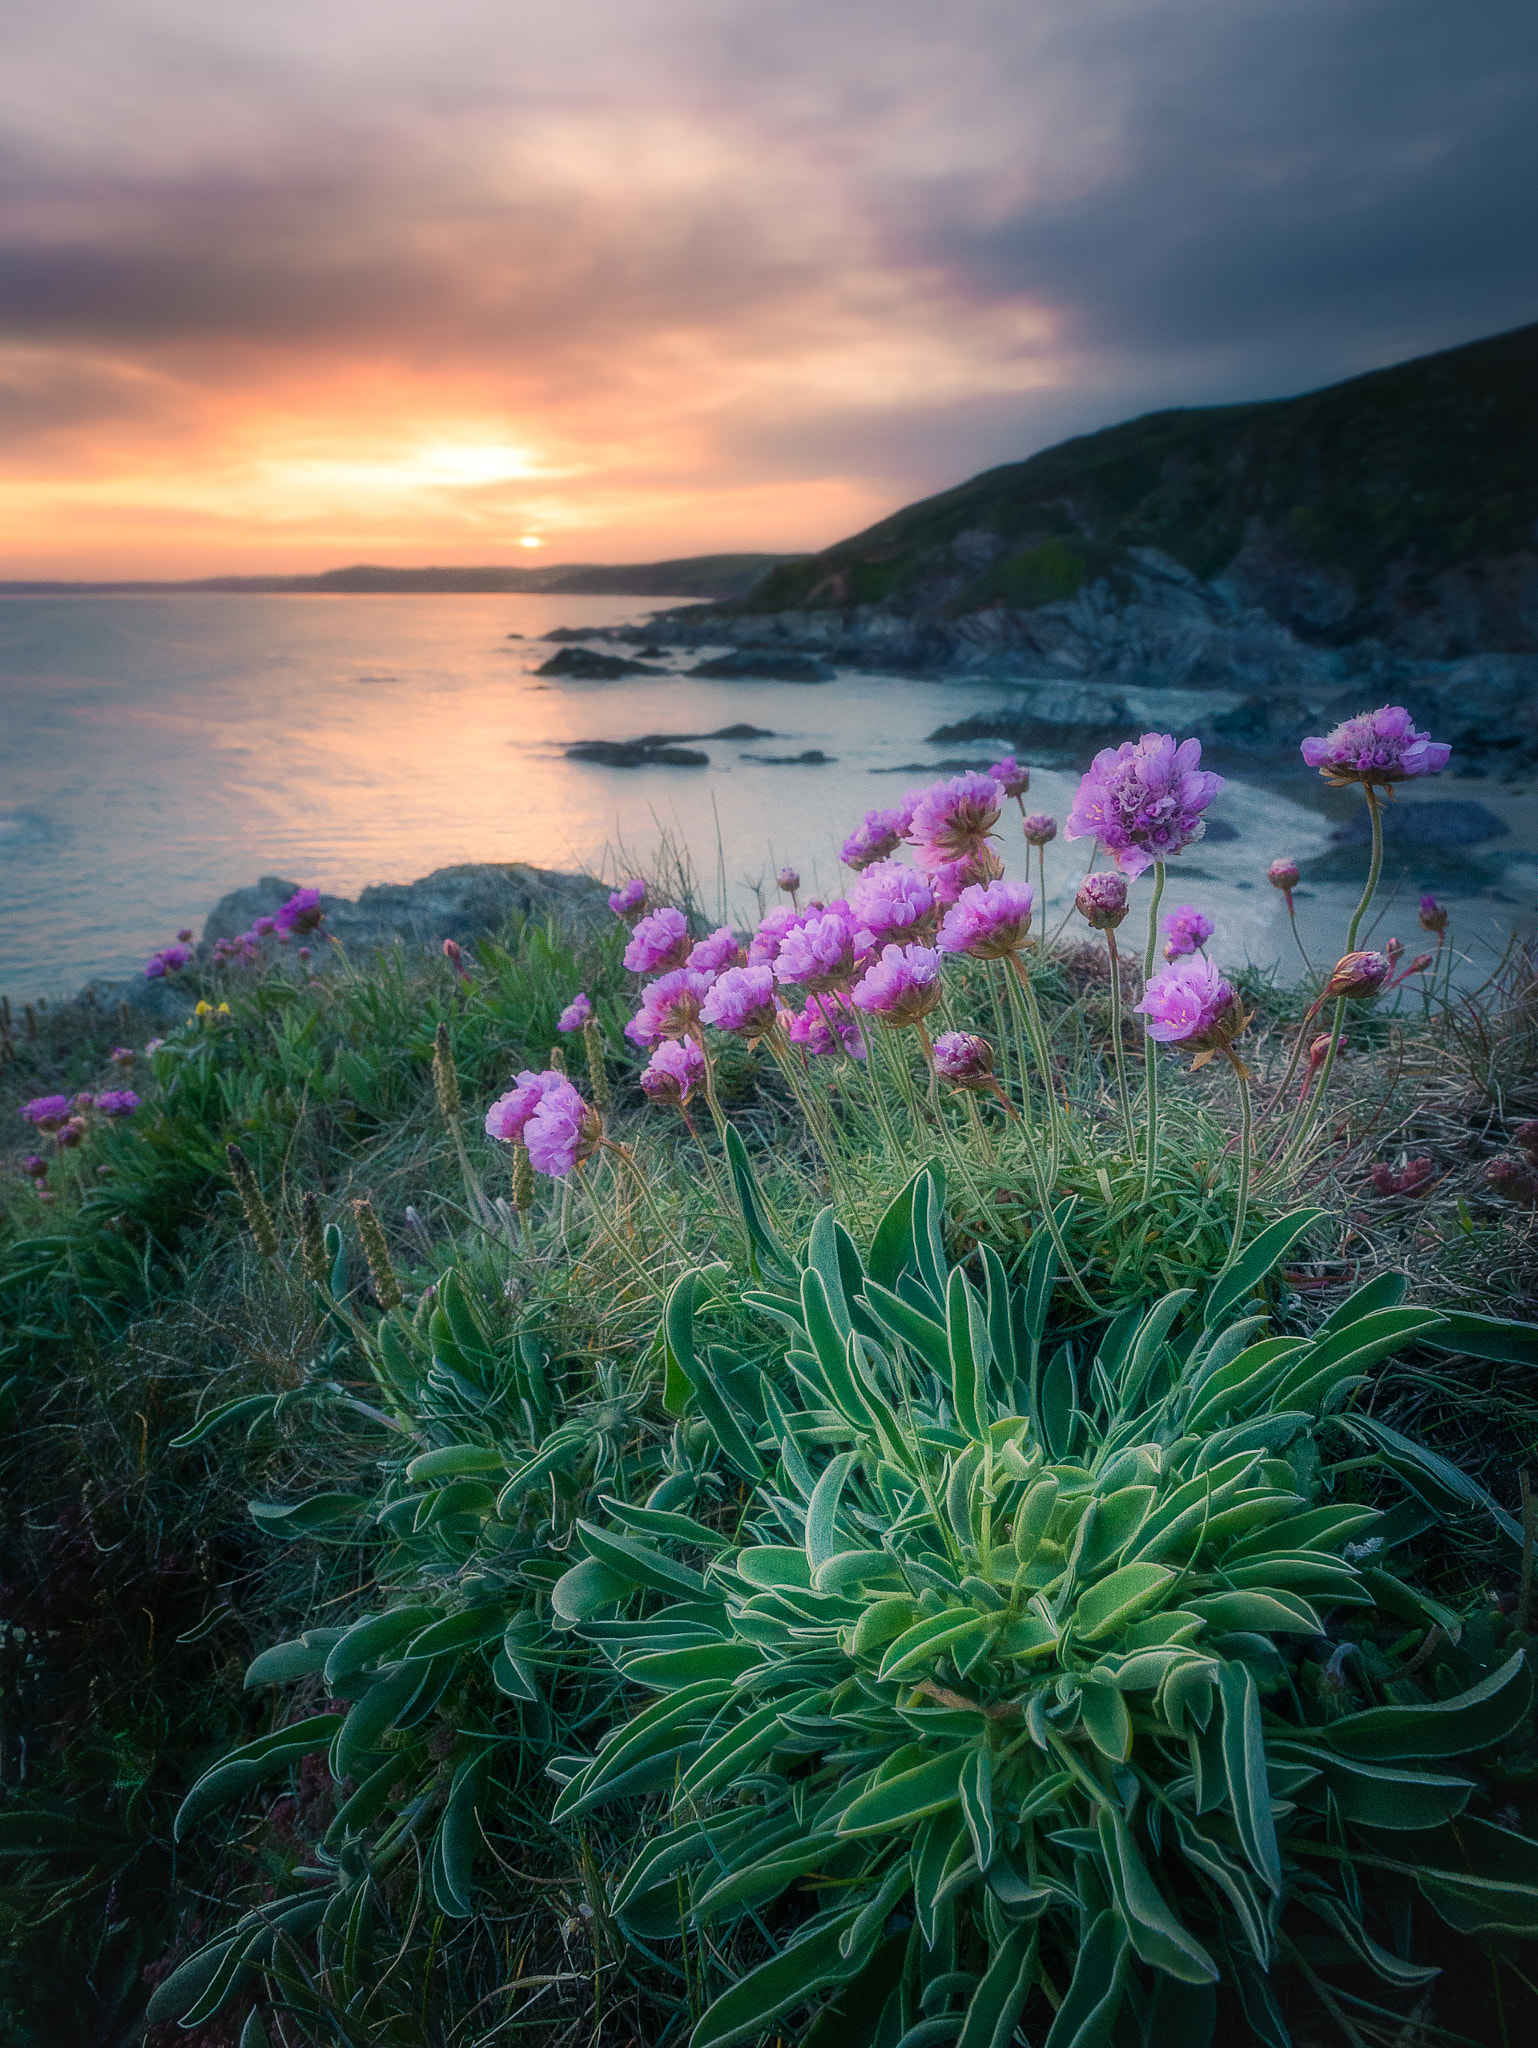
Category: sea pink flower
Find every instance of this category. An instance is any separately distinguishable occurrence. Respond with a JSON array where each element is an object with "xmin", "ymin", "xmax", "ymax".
[
  {"xmin": 906, "ymin": 772, "xmax": 1004, "ymax": 860},
  {"xmin": 1076, "ymin": 872, "xmax": 1130, "ymax": 931},
  {"xmin": 848, "ymin": 860, "xmax": 935, "ymax": 945},
  {"xmin": 609, "ymin": 877, "xmax": 648, "ymax": 920},
  {"xmin": 1418, "ymin": 893, "xmax": 1448, "ymax": 934},
  {"xmin": 557, "ymin": 992, "xmax": 593, "ymax": 1033},
  {"xmin": 1301, "ymin": 706, "xmax": 1451, "ymax": 787},
  {"xmin": 841, "ymin": 805, "xmax": 910, "ymax": 870},
  {"xmin": 773, "ymin": 909, "xmax": 860, "ymax": 994},
  {"xmin": 640, "ymin": 1037, "xmax": 706, "ymax": 1108},
  {"xmin": 990, "ymin": 756, "xmax": 1029, "ymax": 800},
  {"xmin": 689, "ymin": 926, "xmax": 747, "ymax": 974},
  {"xmin": 914, "ymin": 844, "xmax": 1004, "ymax": 906},
  {"xmin": 109, "ymin": 1046, "xmax": 134, "ymax": 1067},
  {"xmin": 176, "ymin": 928, "xmax": 194, "ymax": 943},
  {"xmin": 1064, "ymin": 733, "xmax": 1225, "ymax": 878},
  {"xmin": 850, "ymin": 943, "xmax": 943, "ymax": 1026},
  {"xmin": 145, "ymin": 944, "xmax": 193, "ymax": 979},
  {"xmin": 275, "ymin": 887, "xmax": 325, "ymax": 936},
  {"xmin": 20, "ymin": 1154, "xmax": 47, "ymax": 1179},
  {"xmin": 624, "ymin": 967, "xmax": 715, "ymax": 1046},
  {"xmin": 1268, "ymin": 858, "xmax": 1300, "ymax": 893},
  {"xmin": 443, "ymin": 938, "xmax": 471, "ymax": 983},
  {"xmin": 93, "ymin": 1090, "xmax": 140, "ymax": 1117},
  {"xmin": 700, "ymin": 964, "xmax": 780, "ymax": 1039},
  {"xmin": 1022, "ymin": 813, "xmax": 1057, "ymax": 847},
  {"xmin": 1161, "ymin": 906, "xmax": 1215, "ymax": 960},
  {"xmin": 776, "ymin": 866, "xmax": 800, "ymax": 893},
  {"xmin": 524, "ymin": 1076, "xmax": 600, "ymax": 1178},
  {"xmin": 1484, "ymin": 1156, "xmax": 1538, "ymax": 1208},
  {"xmin": 252, "ymin": 915, "xmax": 277, "ymax": 937},
  {"xmin": 1135, "ymin": 955, "xmax": 1246, "ymax": 1055},
  {"xmin": 932, "ymin": 1032, "xmax": 995, "ymax": 1088},
  {"xmin": 1370, "ymin": 1157, "xmax": 1435, "ymax": 1199},
  {"xmin": 936, "ymin": 879, "xmax": 1034, "ymax": 960},
  {"xmin": 1322, "ymin": 951, "xmax": 1392, "ymax": 1000},
  {"xmin": 20, "ymin": 1095, "xmax": 72, "ymax": 1131},
  {"xmin": 1513, "ymin": 1119, "xmax": 1538, "ymax": 1162},
  {"xmin": 485, "ymin": 1069, "xmax": 568, "ymax": 1143},
  {"xmin": 623, "ymin": 905, "xmax": 691, "ymax": 974},
  {"xmin": 748, "ymin": 904, "xmax": 804, "ymax": 966},
  {"xmin": 783, "ymin": 1004, "xmax": 865, "ymax": 1059},
  {"xmin": 56, "ymin": 1117, "xmax": 88, "ymax": 1149}
]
